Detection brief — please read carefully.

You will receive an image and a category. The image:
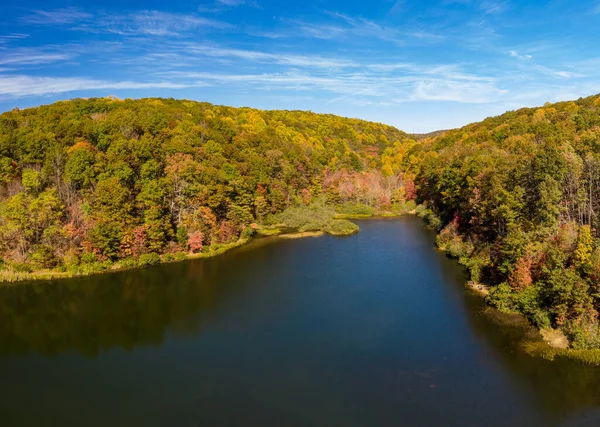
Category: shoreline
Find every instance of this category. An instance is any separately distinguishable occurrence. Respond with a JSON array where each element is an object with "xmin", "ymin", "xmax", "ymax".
[
  {"xmin": 465, "ymin": 280, "xmax": 600, "ymax": 365},
  {"xmin": 4, "ymin": 212, "xmax": 599, "ymax": 365},
  {"xmin": 0, "ymin": 215, "xmax": 389, "ymax": 286},
  {"xmin": 0, "ymin": 212, "xmax": 408, "ymax": 285}
]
